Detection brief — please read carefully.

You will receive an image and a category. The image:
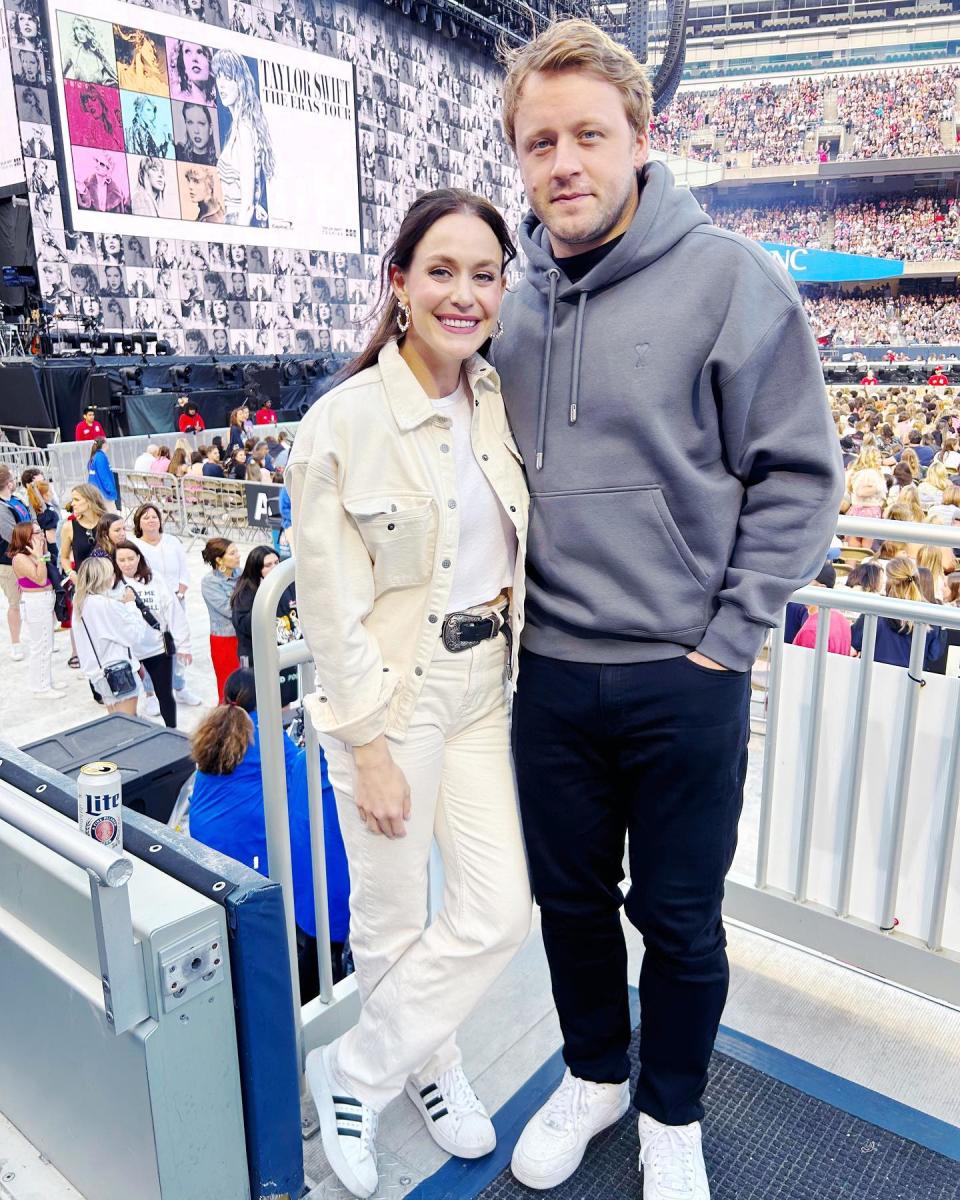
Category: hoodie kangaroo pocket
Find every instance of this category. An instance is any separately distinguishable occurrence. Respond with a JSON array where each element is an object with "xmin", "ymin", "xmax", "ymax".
[{"xmin": 528, "ymin": 485, "xmax": 709, "ymax": 639}]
